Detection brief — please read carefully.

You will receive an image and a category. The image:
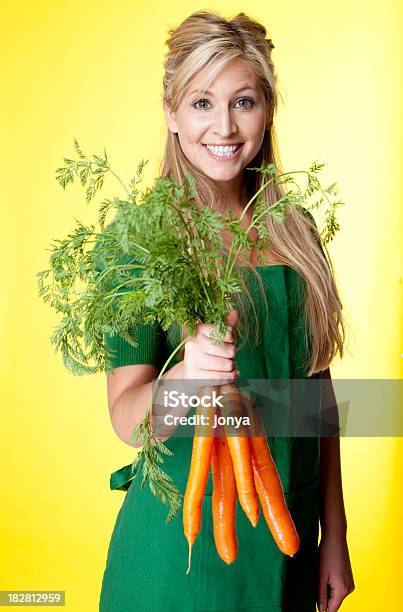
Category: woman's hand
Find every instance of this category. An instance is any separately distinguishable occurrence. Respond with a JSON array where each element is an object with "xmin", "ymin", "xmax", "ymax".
[
  {"xmin": 152, "ymin": 310, "xmax": 240, "ymax": 440},
  {"xmin": 182, "ymin": 309, "xmax": 240, "ymax": 386},
  {"xmin": 317, "ymin": 532, "xmax": 355, "ymax": 611}
]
